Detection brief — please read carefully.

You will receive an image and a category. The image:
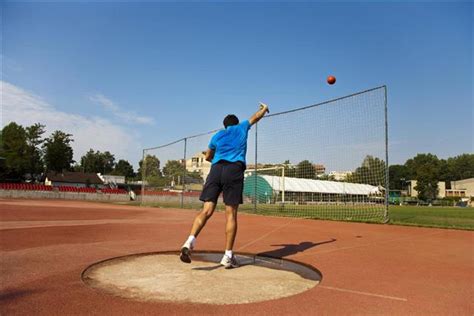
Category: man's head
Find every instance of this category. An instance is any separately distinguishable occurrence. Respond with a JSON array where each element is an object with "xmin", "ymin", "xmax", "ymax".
[{"xmin": 223, "ymin": 114, "xmax": 239, "ymax": 128}]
